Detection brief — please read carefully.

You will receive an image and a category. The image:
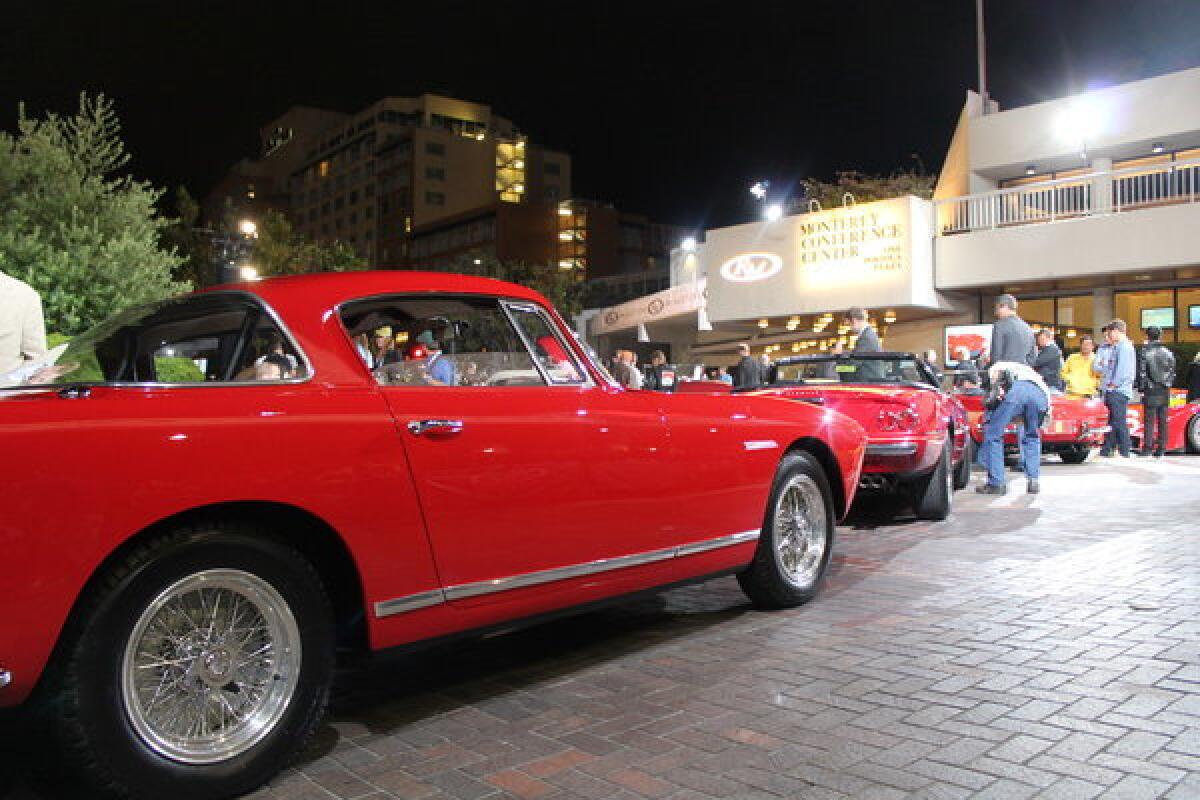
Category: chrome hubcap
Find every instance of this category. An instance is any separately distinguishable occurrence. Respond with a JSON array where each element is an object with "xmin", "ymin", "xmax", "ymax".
[
  {"xmin": 773, "ymin": 474, "xmax": 827, "ymax": 589},
  {"xmin": 121, "ymin": 569, "xmax": 301, "ymax": 764}
]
